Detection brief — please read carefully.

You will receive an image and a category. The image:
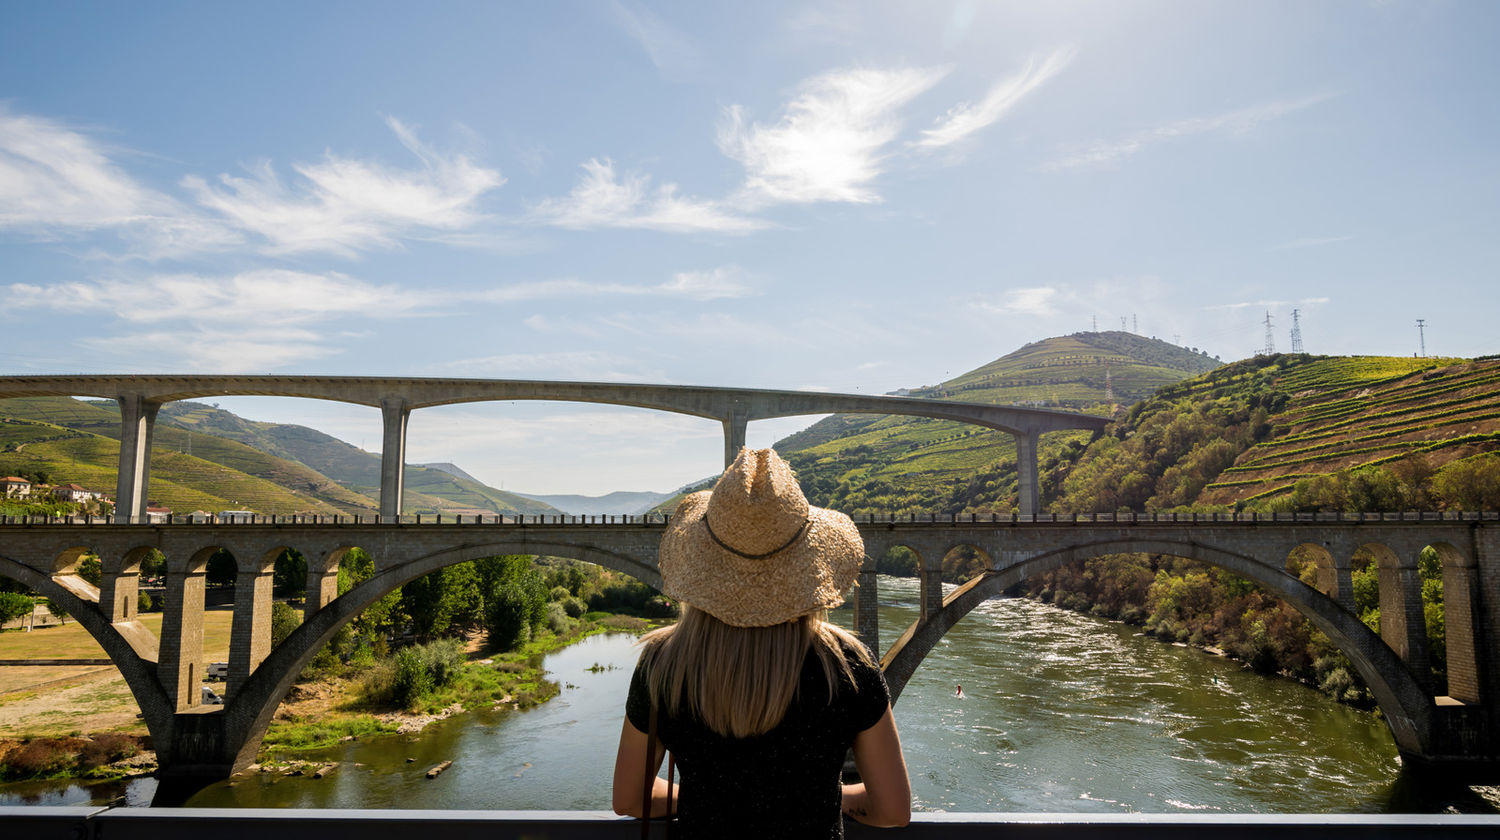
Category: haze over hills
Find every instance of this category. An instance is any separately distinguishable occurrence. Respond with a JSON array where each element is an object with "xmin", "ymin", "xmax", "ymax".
[{"xmin": 510, "ymin": 490, "xmax": 677, "ymax": 516}]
